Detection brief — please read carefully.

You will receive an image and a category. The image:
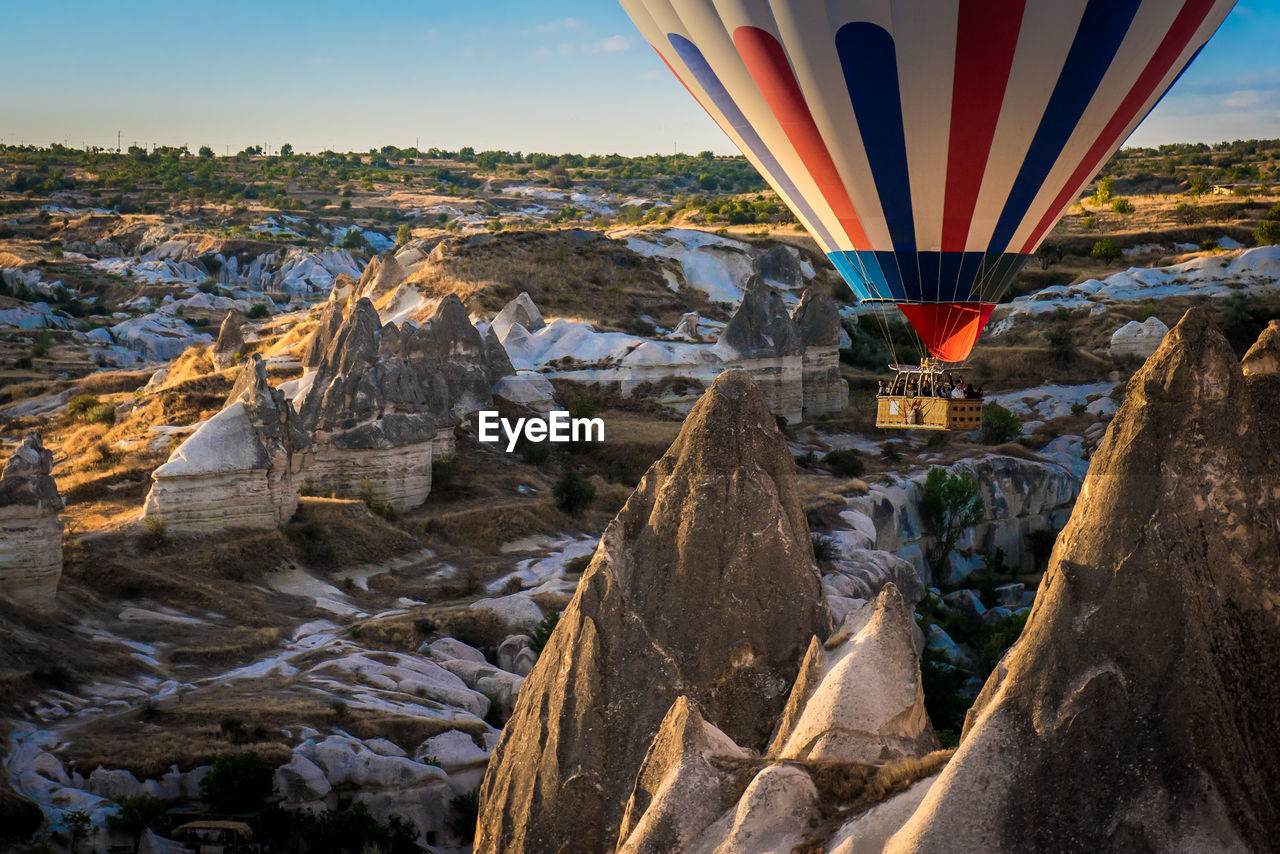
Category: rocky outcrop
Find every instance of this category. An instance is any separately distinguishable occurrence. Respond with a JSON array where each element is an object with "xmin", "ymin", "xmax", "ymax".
[
  {"xmin": 143, "ymin": 355, "xmax": 308, "ymax": 533},
  {"xmin": 298, "ymin": 294, "xmax": 511, "ymax": 510},
  {"xmin": 791, "ymin": 288, "xmax": 848, "ymax": 417},
  {"xmin": 1241, "ymin": 318, "xmax": 1279, "ymax": 376},
  {"xmin": 890, "ymin": 309, "xmax": 1280, "ymax": 852},
  {"xmin": 211, "ymin": 310, "xmax": 244, "ymax": 369},
  {"xmin": 771, "ymin": 585, "xmax": 938, "ymax": 763},
  {"xmin": 356, "ymin": 252, "xmax": 406, "ymax": 301},
  {"xmin": 490, "ymin": 292, "xmax": 545, "ymax": 340},
  {"xmin": 0, "ymin": 433, "xmax": 63, "ymax": 609},
  {"xmin": 715, "ymin": 277, "xmax": 805, "ymax": 422},
  {"xmin": 476, "ymin": 370, "xmax": 830, "ymax": 853},
  {"xmin": 1108, "ymin": 315, "xmax": 1168, "ymax": 359},
  {"xmin": 616, "ymin": 697, "xmax": 751, "ymax": 854},
  {"xmin": 848, "ymin": 454, "xmax": 1080, "ymax": 586}
]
